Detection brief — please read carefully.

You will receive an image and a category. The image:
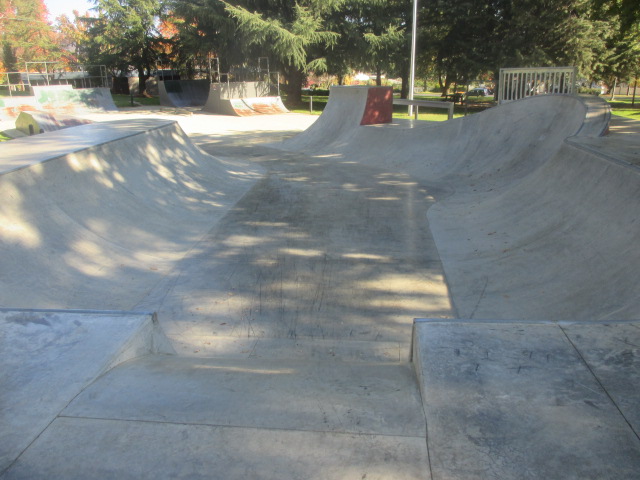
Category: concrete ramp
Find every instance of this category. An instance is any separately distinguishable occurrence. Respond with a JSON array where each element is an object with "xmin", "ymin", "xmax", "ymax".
[
  {"xmin": 1, "ymin": 86, "xmax": 116, "ymax": 121},
  {"xmin": 280, "ymin": 93, "xmax": 640, "ymax": 321},
  {"xmin": 158, "ymin": 80, "xmax": 210, "ymax": 107},
  {"xmin": 242, "ymin": 96, "xmax": 289, "ymax": 114},
  {"xmin": 0, "ymin": 119, "xmax": 264, "ymax": 310},
  {"xmin": 32, "ymin": 85, "xmax": 117, "ymax": 113},
  {"xmin": 278, "ymin": 85, "xmax": 392, "ymax": 152},
  {"xmin": 2, "ymin": 91, "xmax": 639, "ymax": 478},
  {"xmin": 202, "ymin": 81, "xmax": 289, "ymax": 116}
]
